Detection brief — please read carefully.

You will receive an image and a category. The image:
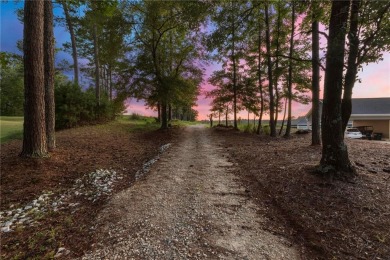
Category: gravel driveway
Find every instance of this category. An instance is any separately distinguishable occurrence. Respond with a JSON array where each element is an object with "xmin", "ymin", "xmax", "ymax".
[{"xmin": 81, "ymin": 125, "xmax": 298, "ymax": 259}]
